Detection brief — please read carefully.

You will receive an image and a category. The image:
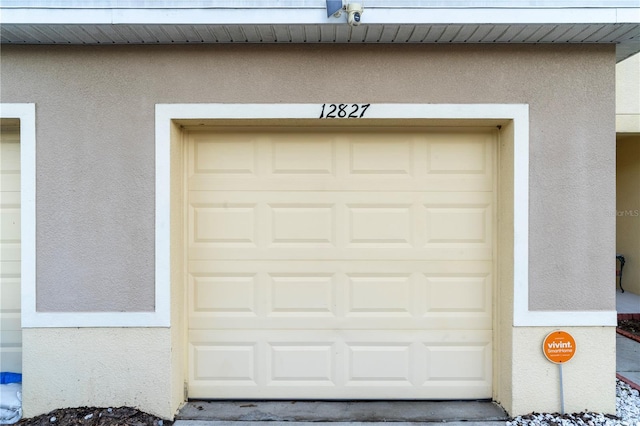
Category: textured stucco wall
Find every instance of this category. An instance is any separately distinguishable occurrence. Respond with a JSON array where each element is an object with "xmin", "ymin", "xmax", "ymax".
[
  {"xmin": 510, "ymin": 326, "xmax": 616, "ymax": 415},
  {"xmin": 617, "ymin": 135, "xmax": 640, "ymax": 296},
  {"xmin": 22, "ymin": 328, "xmax": 174, "ymax": 418},
  {"xmin": 0, "ymin": 43, "xmax": 616, "ymax": 312}
]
